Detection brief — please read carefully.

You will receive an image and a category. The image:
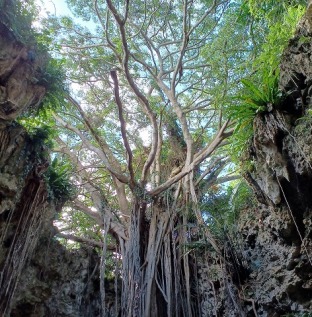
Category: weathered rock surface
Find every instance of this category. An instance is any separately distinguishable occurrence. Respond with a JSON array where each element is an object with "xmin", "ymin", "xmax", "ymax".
[
  {"xmin": 237, "ymin": 204, "xmax": 312, "ymax": 316},
  {"xmin": 0, "ymin": 92, "xmax": 103, "ymax": 317},
  {"xmin": 198, "ymin": 5, "xmax": 312, "ymax": 317},
  {"xmin": 0, "ymin": 23, "xmax": 46, "ymax": 121},
  {"xmin": 0, "ymin": 24, "xmax": 103, "ymax": 317},
  {"xmin": 0, "ymin": 121, "xmax": 52, "ymax": 315},
  {"xmin": 235, "ymin": 4, "xmax": 312, "ymax": 316},
  {"xmin": 11, "ymin": 239, "xmax": 102, "ymax": 317}
]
